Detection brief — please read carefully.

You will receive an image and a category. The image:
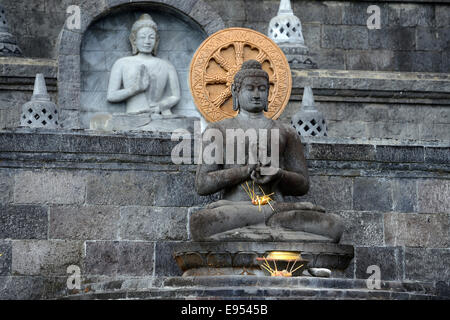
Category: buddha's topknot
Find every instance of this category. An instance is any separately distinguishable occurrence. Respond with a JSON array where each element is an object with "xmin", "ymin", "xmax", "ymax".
[{"xmin": 233, "ymin": 60, "xmax": 269, "ymax": 92}]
